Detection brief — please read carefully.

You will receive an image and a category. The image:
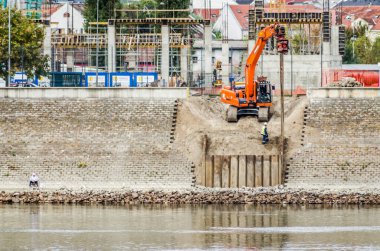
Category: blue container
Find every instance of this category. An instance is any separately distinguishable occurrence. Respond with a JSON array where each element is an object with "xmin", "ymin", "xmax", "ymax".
[
  {"xmin": 109, "ymin": 72, "xmax": 134, "ymax": 87},
  {"xmin": 50, "ymin": 72, "xmax": 83, "ymax": 87},
  {"xmin": 133, "ymin": 72, "xmax": 158, "ymax": 87},
  {"xmin": 85, "ymin": 72, "xmax": 109, "ymax": 87}
]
